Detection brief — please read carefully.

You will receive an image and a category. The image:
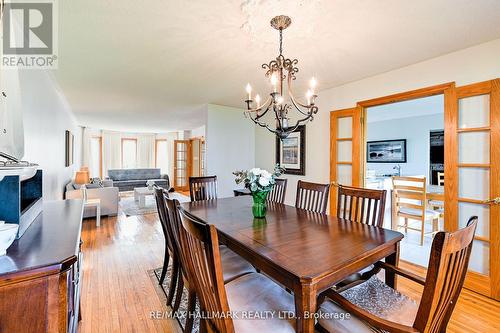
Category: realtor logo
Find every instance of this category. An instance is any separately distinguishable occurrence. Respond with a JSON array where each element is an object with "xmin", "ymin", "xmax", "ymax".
[{"xmin": 1, "ymin": 0, "xmax": 58, "ymax": 68}]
